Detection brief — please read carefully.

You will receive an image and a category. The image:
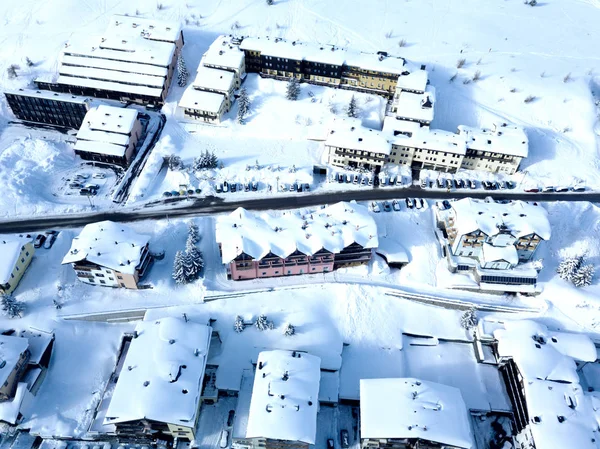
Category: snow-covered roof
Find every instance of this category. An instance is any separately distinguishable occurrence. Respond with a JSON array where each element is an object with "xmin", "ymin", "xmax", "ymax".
[
  {"xmin": 396, "ymin": 69, "xmax": 428, "ymax": 93},
  {"xmin": 61, "ymin": 221, "xmax": 149, "ymax": 274},
  {"xmin": 246, "ymin": 350, "xmax": 321, "ymax": 444},
  {"xmin": 73, "ymin": 141, "xmax": 126, "ymax": 157},
  {"xmin": 0, "ymin": 236, "xmax": 31, "ymax": 285},
  {"xmin": 59, "ymin": 64, "xmax": 166, "ymax": 88},
  {"xmin": 178, "ymin": 86, "xmax": 225, "ymax": 113},
  {"xmin": 215, "ymin": 201, "xmax": 378, "ymax": 263},
  {"xmin": 481, "ymin": 243, "xmax": 518, "ymax": 265},
  {"xmin": 305, "ymin": 45, "xmax": 346, "ymax": 66},
  {"xmin": 3, "ymin": 88, "xmax": 89, "ymax": 105},
  {"xmin": 18, "ymin": 330, "xmax": 53, "ymax": 366},
  {"xmin": 79, "ymin": 105, "xmax": 138, "ymax": 137},
  {"xmin": 240, "ymin": 37, "xmax": 310, "ymax": 61},
  {"xmin": 375, "ymin": 237, "xmax": 409, "ymax": 264},
  {"xmin": 326, "ymin": 117, "xmax": 391, "ymax": 155},
  {"xmin": 382, "ymin": 117, "xmax": 424, "ymax": 137},
  {"xmin": 360, "ymin": 378, "xmax": 473, "ymax": 448},
  {"xmin": 394, "ymin": 86, "xmax": 436, "ymax": 123},
  {"xmin": 106, "ymin": 15, "xmax": 182, "ymax": 44},
  {"xmin": 449, "ymin": 198, "xmax": 551, "ymax": 240},
  {"xmin": 393, "ymin": 128, "xmax": 466, "ymax": 155},
  {"xmin": 0, "ymin": 335, "xmax": 29, "ymax": 387},
  {"xmin": 57, "ymin": 75, "xmax": 164, "ymax": 99},
  {"xmin": 202, "ymin": 35, "xmax": 246, "ymax": 70},
  {"xmin": 493, "ymin": 320, "xmax": 596, "ymax": 383},
  {"xmin": 104, "ymin": 317, "xmax": 211, "ymax": 428},
  {"xmin": 0, "ymin": 382, "xmax": 33, "ymax": 425},
  {"xmin": 343, "ymin": 51, "xmax": 407, "ymax": 75},
  {"xmin": 60, "ymin": 54, "xmax": 169, "ymax": 77},
  {"xmin": 457, "ymin": 123, "xmax": 529, "ymax": 158},
  {"xmin": 193, "ymin": 66, "xmax": 235, "ymax": 93}
]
